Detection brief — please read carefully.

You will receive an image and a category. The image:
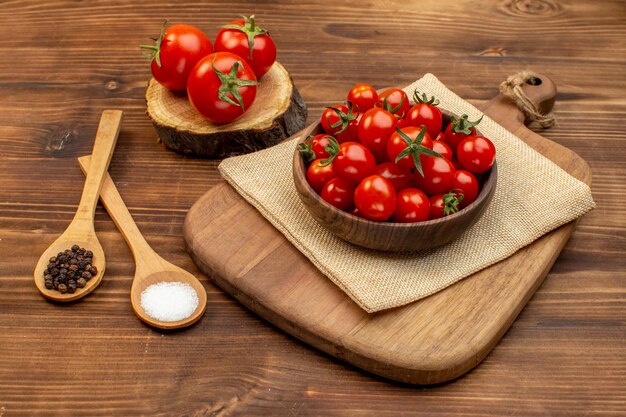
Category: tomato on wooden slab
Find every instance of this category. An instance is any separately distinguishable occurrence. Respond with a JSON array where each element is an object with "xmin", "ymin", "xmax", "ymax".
[
  {"xmin": 141, "ymin": 22, "xmax": 214, "ymax": 91},
  {"xmin": 452, "ymin": 169, "xmax": 479, "ymax": 208},
  {"xmin": 444, "ymin": 114, "xmax": 483, "ymax": 150},
  {"xmin": 386, "ymin": 126, "xmax": 440, "ymax": 174},
  {"xmin": 348, "ymin": 84, "xmax": 378, "ymax": 112},
  {"xmin": 214, "ymin": 15, "xmax": 276, "ymax": 78},
  {"xmin": 187, "ymin": 52, "xmax": 257, "ymax": 124},
  {"xmin": 298, "ymin": 134, "xmax": 334, "ymax": 162},
  {"xmin": 457, "ymin": 135, "xmax": 496, "ymax": 174},
  {"xmin": 392, "ymin": 188, "xmax": 430, "ymax": 223},
  {"xmin": 403, "ymin": 91, "xmax": 443, "ymax": 139},
  {"xmin": 321, "ymin": 104, "xmax": 359, "ymax": 142},
  {"xmin": 429, "ymin": 191, "xmax": 463, "ymax": 220},
  {"xmin": 354, "ymin": 175, "xmax": 397, "ymax": 221},
  {"xmin": 358, "ymin": 107, "xmax": 397, "ymax": 153},
  {"xmin": 321, "ymin": 177, "xmax": 355, "ymax": 210},
  {"xmin": 373, "ymin": 162, "xmax": 413, "ymax": 192},
  {"xmin": 306, "ymin": 159, "xmax": 335, "ymax": 194},
  {"xmin": 323, "ymin": 139, "xmax": 376, "ymax": 184},
  {"xmin": 378, "ymin": 88, "xmax": 409, "ymax": 118}
]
